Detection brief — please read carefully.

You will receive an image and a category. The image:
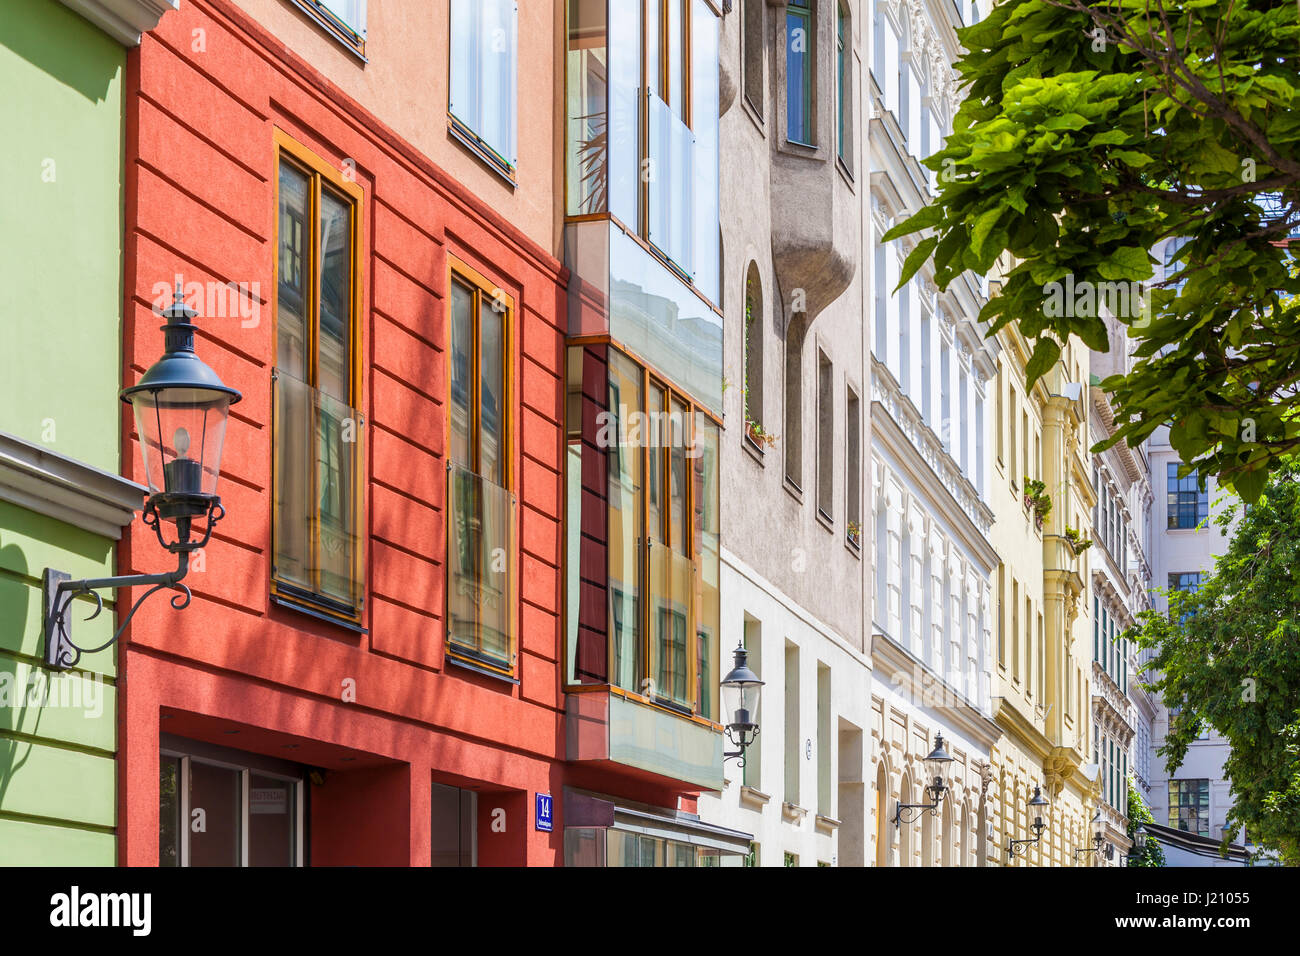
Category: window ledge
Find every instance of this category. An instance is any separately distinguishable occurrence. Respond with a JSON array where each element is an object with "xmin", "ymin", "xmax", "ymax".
[
  {"xmin": 816, "ymin": 508, "xmax": 834, "ymax": 534},
  {"xmin": 271, "ymin": 593, "xmax": 367, "ymax": 635},
  {"xmin": 740, "ymin": 785, "xmax": 771, "ymax": 810},
  {"xmin": 447, "ymin": 117, "xmax": 517, "ymax": 187},
  {"xmin": 285, "ymin": 0, "xmax": 367, "ymax": 61},
  {"xmin": 447, "ymin": 653, "xmax": 520, "ymax": 685},
  {"xmin": 783, "ymin": 476, "xmax": 803, "ymax": 504},
  {"xmin": 742, "ymin": 434, "xmax": 766, "ymax": 466},
  {"xmin": 742, "ymin": 96, "xmax": 766, "ymax": 136},
  {"xmin": 815, "ymin": 813, "xmax": 840, "ymax": 835},
  {"xmin": 782, "ymin": 801, "xmax": 808, "ymax": 824},
  {"xmin": 836, "ymin": 154, "xmax": 855, "ymax": 189}
]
